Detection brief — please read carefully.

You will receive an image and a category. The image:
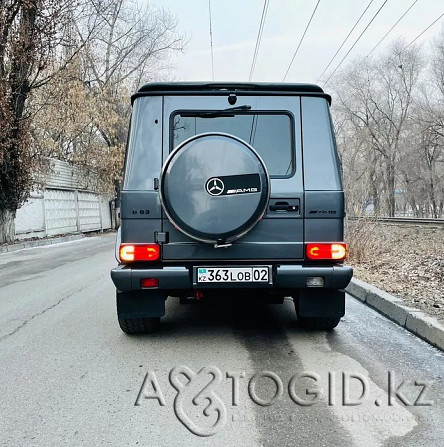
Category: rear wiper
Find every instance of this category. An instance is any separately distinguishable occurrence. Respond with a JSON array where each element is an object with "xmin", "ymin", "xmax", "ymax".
[{"xmin": 181, "ymin": 105, "xmax": 251, "ymax": 118}]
